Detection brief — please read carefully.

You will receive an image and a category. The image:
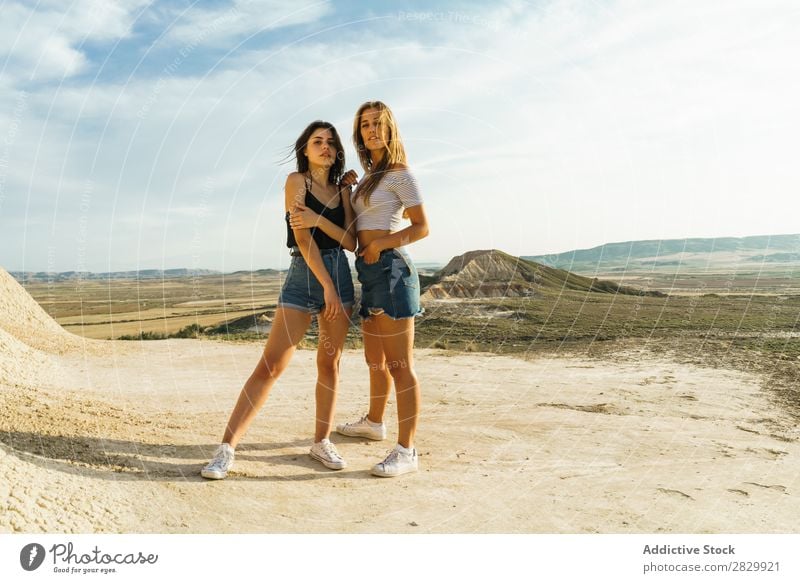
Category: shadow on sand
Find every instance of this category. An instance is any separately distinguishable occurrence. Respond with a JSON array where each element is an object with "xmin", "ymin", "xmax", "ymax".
[{"xmin": 0, "ymin": 432, "xmax": 380, "ymax": 482}]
